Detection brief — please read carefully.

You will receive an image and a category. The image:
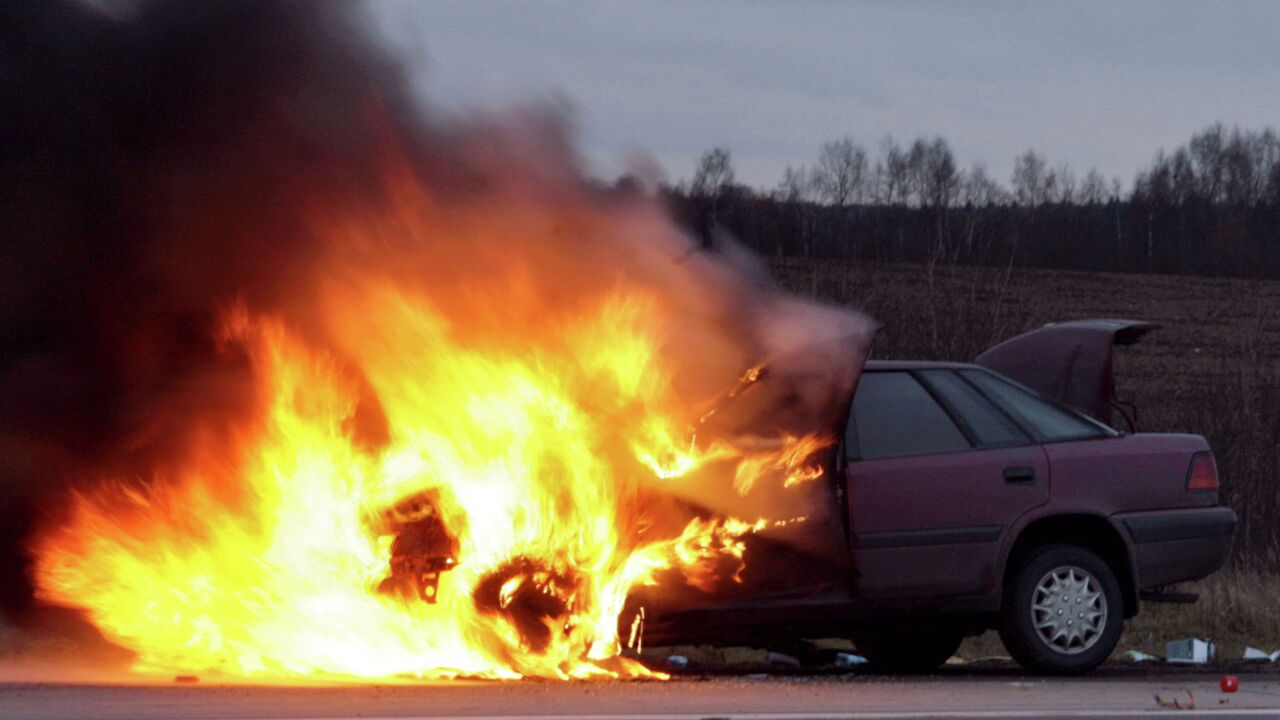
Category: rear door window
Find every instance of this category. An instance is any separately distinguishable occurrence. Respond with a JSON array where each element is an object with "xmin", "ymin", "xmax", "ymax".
[
  {"xmin": 960, "ymin": 370, "xmax": 1114, "ymax": 443},
  {"xmin": 918, "ymin": 370, "xmax": 1031, "ymax": 448},
  {"xmin": 849, "ymin": 372, "xmax": 971, "ymax": 460}
]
